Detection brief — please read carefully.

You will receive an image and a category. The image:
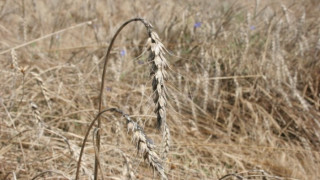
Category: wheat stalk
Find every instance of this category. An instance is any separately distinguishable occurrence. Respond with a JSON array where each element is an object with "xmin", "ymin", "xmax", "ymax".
[
  {"xmin": 69, "ymin": 18, "xmax": 172, "ymax": 179},
  {"xmin": 212, "ymin": 58, "xmax": 221, "ymax": 105},
  {"xmin": 21, "ymin": 0, "xmax": 27, "ymax": 42},
  {"xmin": 94, "ymin": 18, "xmax": 153, "ymax": 179},
  {"xmin": 31, "ymin": 72, "xmax": 52, "ymax": 110},
  {"xmin": 281, "ymin": 4, "xmax": 291, "ymax": 25},
  {"xmin": 70, "ymin": 143, "xmax": 93, "ymax": 180},
  {"xmin": 30, "ymin": 102, "xmax": 44, "ymax": 140},
  {"xmin": 203, "ymin": 71, "xmax": 209, "ymax": 110}
]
